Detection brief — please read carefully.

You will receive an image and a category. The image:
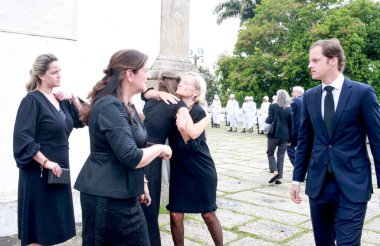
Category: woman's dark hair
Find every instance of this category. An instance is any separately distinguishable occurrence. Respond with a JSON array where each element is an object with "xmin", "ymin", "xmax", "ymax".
[
  {"xmin": 81, "ymin": 49, "xmax": 148, "ymax": 125},
  {"xmin": 26, "ymin": 54, "xmax": 58, "ymax": 92},
  {"xmin": 310, "ymin": 38, "xmax": 346, "ymax": 72},
  {"xmin": 157, "ymin": 71, "xmax": 180, "ymax": 94}
]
